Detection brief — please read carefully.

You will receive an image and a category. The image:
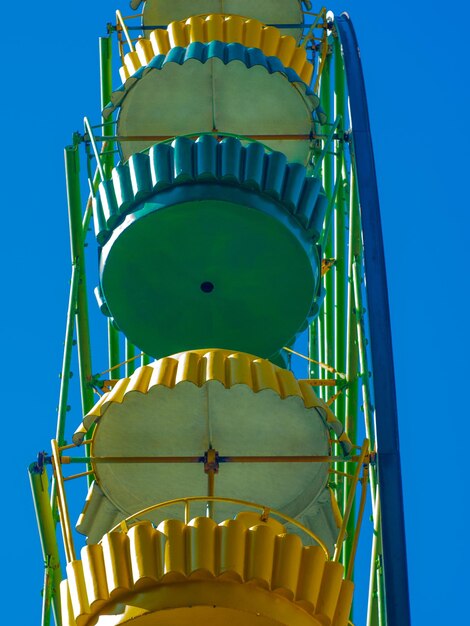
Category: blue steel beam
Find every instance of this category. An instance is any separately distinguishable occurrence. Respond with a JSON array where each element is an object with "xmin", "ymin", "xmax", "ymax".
[{"xmin": 335, "ymin": 13, "xmax": 411, "ymax": 626}]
